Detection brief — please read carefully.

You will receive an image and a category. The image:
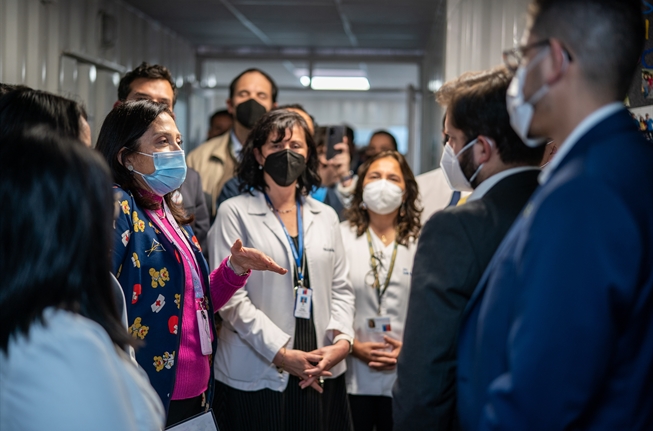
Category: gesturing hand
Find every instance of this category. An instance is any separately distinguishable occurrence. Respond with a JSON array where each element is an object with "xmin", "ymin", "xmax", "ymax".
[
  {"xmin": 368, "ymin": 335, "xmax": 402, "ymax": 371},
  {"xmin": 229, "ymin": 239, "xmax": 288, "ymax": 275}
]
